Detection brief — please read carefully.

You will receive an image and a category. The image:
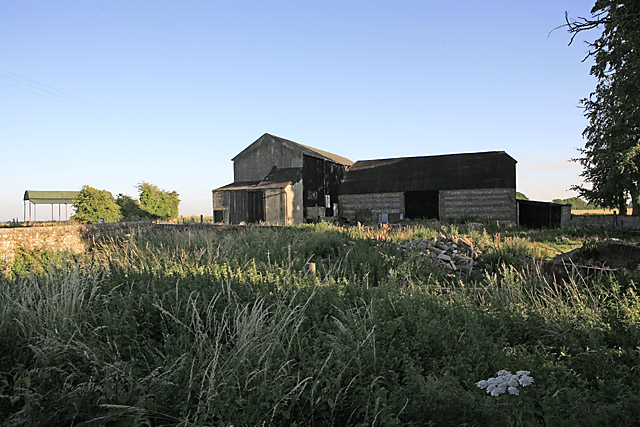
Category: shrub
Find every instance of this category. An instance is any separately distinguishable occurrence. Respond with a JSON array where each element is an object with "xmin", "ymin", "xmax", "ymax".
[{"xmin": 71, "ymin": 185, "xmax": 121, "ymax": 224}]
